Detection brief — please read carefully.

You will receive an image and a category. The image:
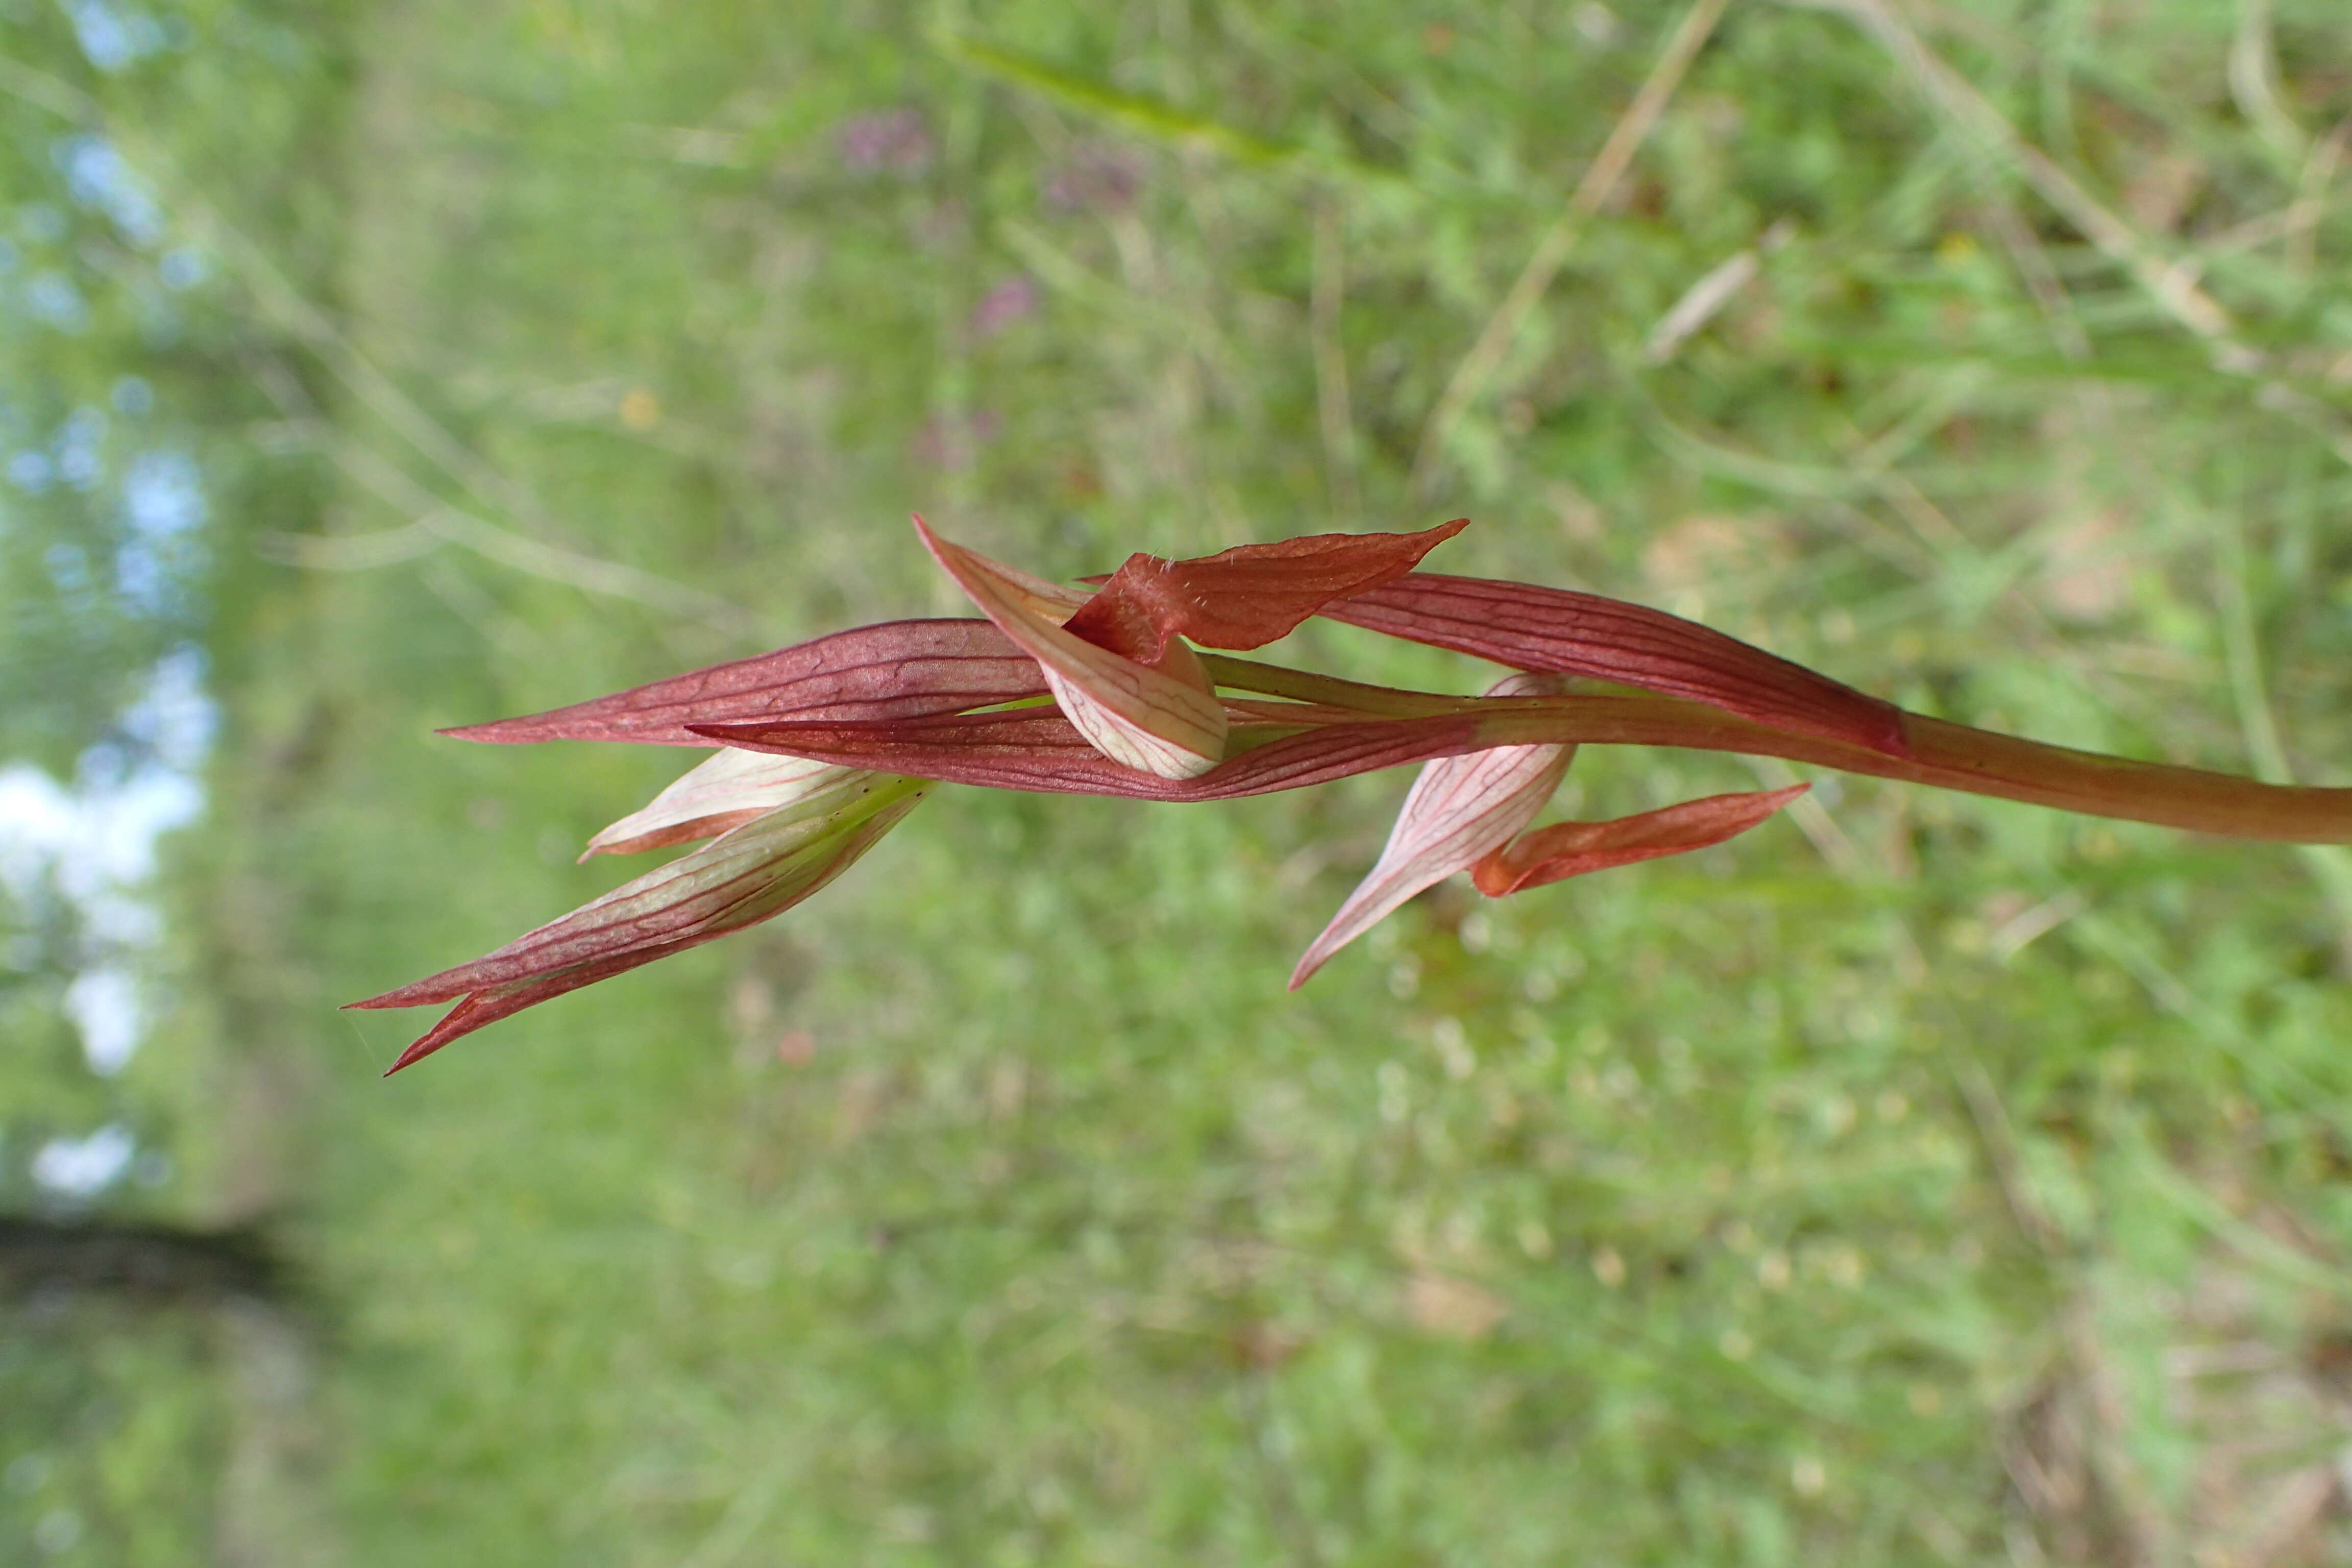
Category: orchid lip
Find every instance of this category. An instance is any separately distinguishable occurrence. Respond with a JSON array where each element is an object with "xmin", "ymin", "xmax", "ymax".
[
  {"xmin": 915, "ymin": 516, "xmax": 1228, "ymax": 780},
  {"xmin": 1290, "ymin": 672, "xmax": 1572, "ymax": 988}
]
